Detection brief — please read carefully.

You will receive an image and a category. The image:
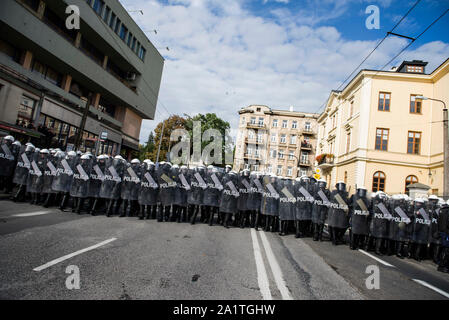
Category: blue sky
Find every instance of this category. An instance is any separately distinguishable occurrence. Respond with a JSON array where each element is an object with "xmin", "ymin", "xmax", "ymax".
[{"xmin": 119, "ymin": 0, "xmax": 449, "ymax": 143}]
